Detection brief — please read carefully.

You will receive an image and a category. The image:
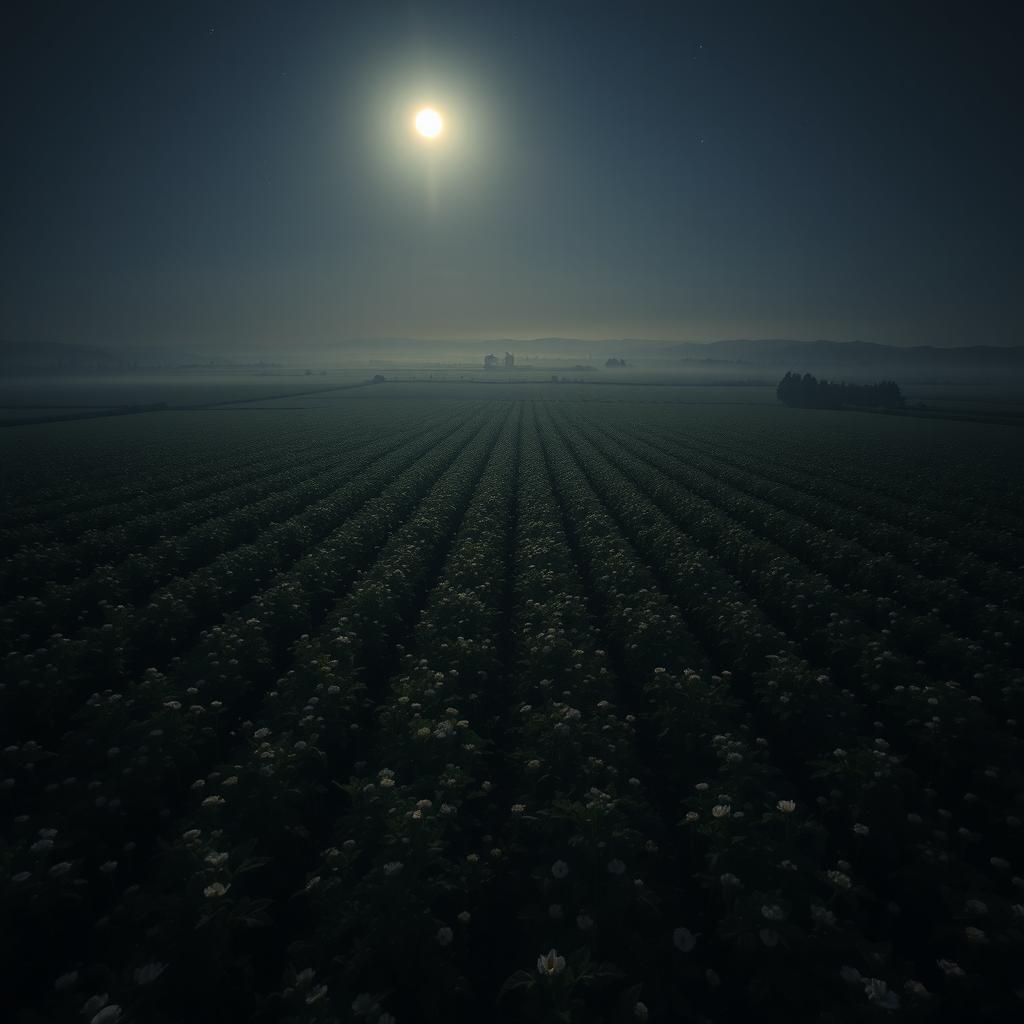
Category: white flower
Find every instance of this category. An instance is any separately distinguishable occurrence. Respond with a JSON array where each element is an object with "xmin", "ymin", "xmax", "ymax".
[
  {"xmin": 437, "ymin": 926, "xmax": 454, "ymax": 946},
  {"xmin": 634, "ymin": 1001, "xmax": 649, "ymax": 1021},
  {"xmin": 965, "ymin": 926, "xmax": 987, "ymax": 944},
  {"xmin": 204, "ymin": 882, "xmax": 229, "ymax": 898},
  {"xmin": 537, "ymin": 948, "xmax": 566, "ymax": 977},
  {"xmin": 827, "ymin": 870, "xmax": 852, "ymax": 889},
  {"xmin": 761, "ymin": 904, "xmax": 784, "ymax": 921},
  {"xmin": 91, "ymin": 1006, "xmax": 122, "ymax": 1024},
  {"xmin": 383, "ymin": 861, "xmax": 403, "ymax": 876},
  {"xmin": 863, "ymin": 978, "xmax": 900, "ymax": 1010},
  {"xmin": 607, "ymin": 858, "xmax": 626, "ymax": 875},
  {"xmin": 810, "ymin": 904, "xmax": 836, "ymax": 928},
  {"xmin": 205, "ymin": 852, "xmax": 229, "ymax": 866},
  {"xmin": 576, "ymin": 913, "xmax": 594, "ymax": 930},
  {"xmin": 305, "ymin": 984, "xmax": 328, "ymax": 1005},
  {"xmin": 511, "ymin": 803, "xmax": 526, "ymax": 814},
  {"xmin": 712, "ymin": 804, "xmax": 731, "ymax": 818},
  {"xmin": 853, "ymin": 823, "xmax": 870, "ymax": 836},
  {"xmin": 551, "ymin": 860, "xmax": 569, "ymax": 879},
  {"xmin": 776, "ymin": 799, "xmax": 796, "ymax": 813},
  {"xmin": 937, "ymin": 958, "xmax": 965, "ymax": 978},
  {"xmin": 840, "ymin": 966, "xmax": 862, "ymax": 984},
  {"xmin": 673, "ymin": 927, "xmax": 697, "ymax": 952},
  {"xmin": 82, "ymin": 994, "xmax": 108, "ymax": 1016},
  {"xmin": 457, "ymin": 911, "xmax": 471, "ymax": 925},
  {"xmin": 99, "ymin": 860, "xmax": 117, "ymax": 874},
  {"xmin": 201, "ymin": 795, "xmax": 225, "ymax": 808},
  {"xmin": 54, "ymin": 971, "xmax": 79, "ymax": 991},
  {"xmin": 133, "ymin": 962, "xmax": 167, "ymax": 985}
]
